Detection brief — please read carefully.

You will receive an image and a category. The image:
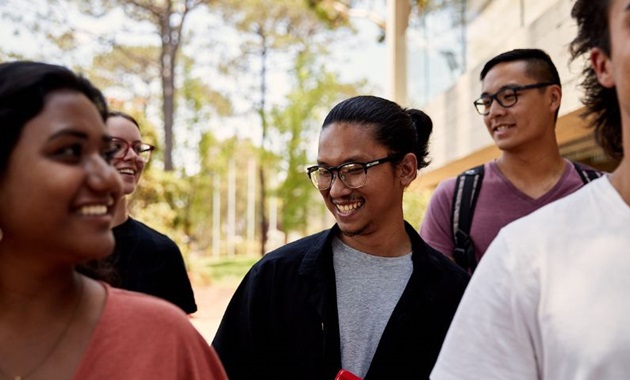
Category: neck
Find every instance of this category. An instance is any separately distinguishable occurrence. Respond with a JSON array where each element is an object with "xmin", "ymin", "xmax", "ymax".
[
  {"xmin": 0, "ymin": 274, "xmax": 85, "ymax": 380},
  {"xmin": 338, "ymin": 220, "xmax": 411, "ymax": 257},
  {"xmin": 496, "ymin": 152, "xmax": 567, "ymax": 199},
  {"xmin": 0, "ymin": 267, "xmax": 80, "ymax": 311},
  {"xmin": 112, "ymin": 196, "xmax": 129, "ymax": 227},
  {"xmin": 497, "ymin": 149, "xmax": 566, "ymax": 178}
]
